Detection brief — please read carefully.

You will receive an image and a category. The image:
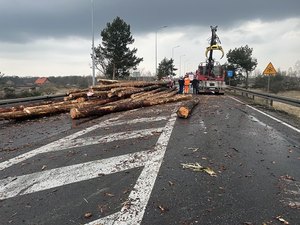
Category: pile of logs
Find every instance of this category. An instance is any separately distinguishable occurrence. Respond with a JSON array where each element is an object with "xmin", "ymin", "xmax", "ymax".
[{"xmin": 0, "ymin": 80, "xmax": 192, "ymax": 120}]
